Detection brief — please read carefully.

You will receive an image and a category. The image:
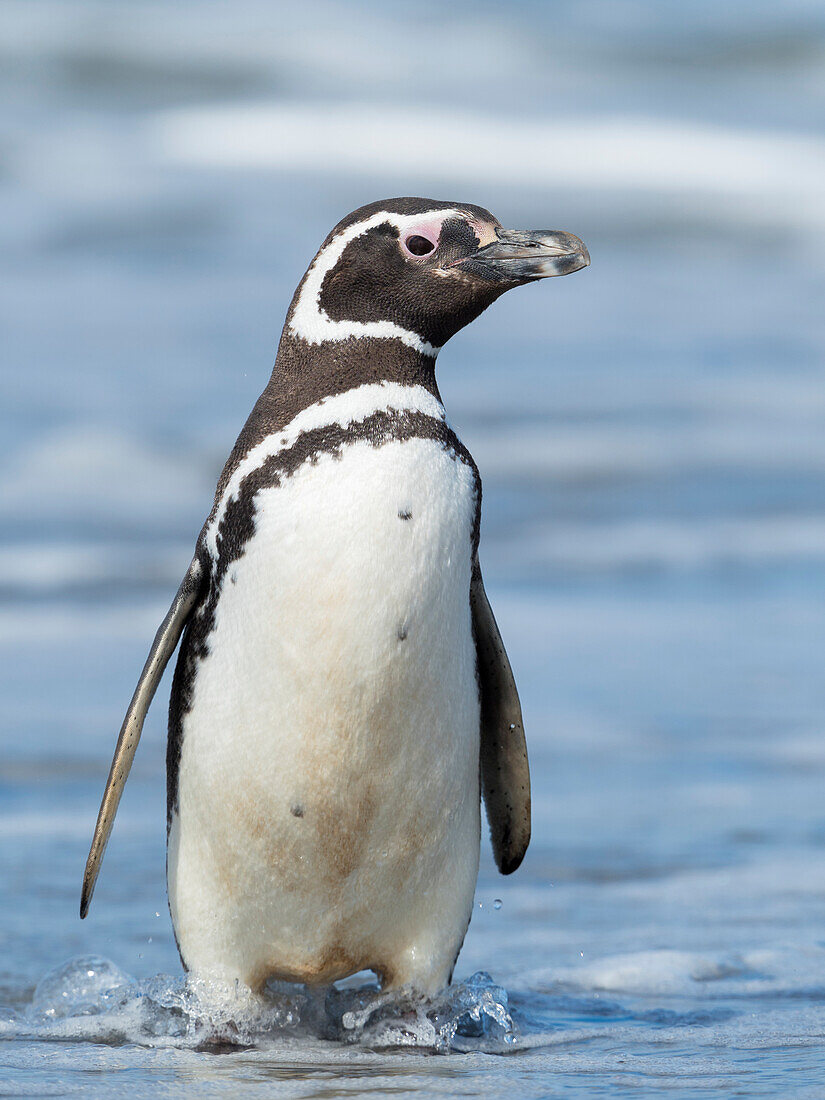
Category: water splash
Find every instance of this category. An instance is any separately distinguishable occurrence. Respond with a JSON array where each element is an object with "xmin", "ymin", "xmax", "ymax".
[
  {"xmin": 31, "ymin": 955, "xmax": 133, "ymax": 1020},
  {"xmin": 12, "ymin": 956, "xmax": 517, "ymax": 1053},
  {"xmin": 329, "ymin": 971, "xmax": 517, "ymax": 1051},
  {"xmin": 18, "ymin": 956, "xmax": 305, "ymax": 1049}
]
